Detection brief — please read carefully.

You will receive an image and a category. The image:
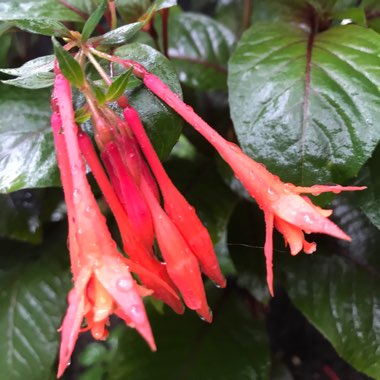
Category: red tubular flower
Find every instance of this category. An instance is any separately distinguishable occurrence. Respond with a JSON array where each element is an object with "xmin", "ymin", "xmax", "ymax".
[
  {"xmin": 140, "ymin": 71, "xmax": 366, "ymax": 295},
  {"xmin": 123, "ymin": 106, "xmax": 226, "ymax": 288},
  {"xmin": 140, "ymin": 174, "xmax": 212, "ymax": 322},
  {"xmin": 52, "ymin": 72, "xmax": 156, "ymax": 377},
  {"xmin": 77, "ymin": 129, "xmax": 184, "ymax": 315}
]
